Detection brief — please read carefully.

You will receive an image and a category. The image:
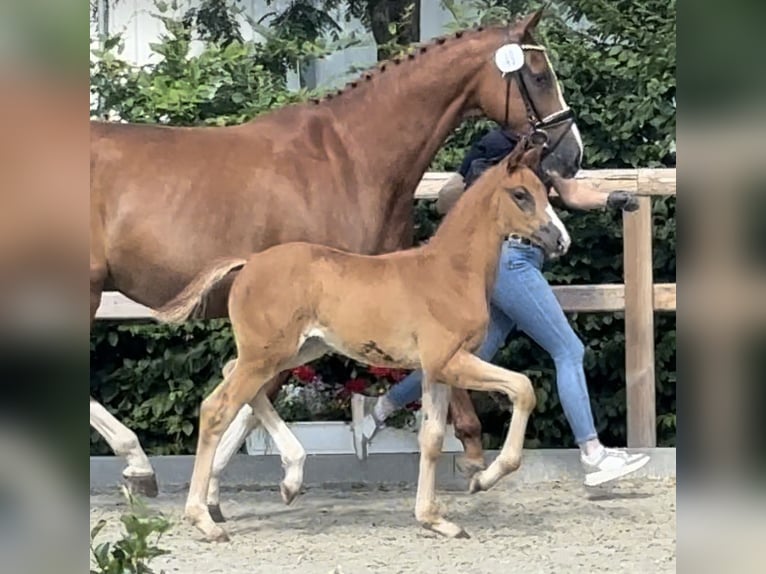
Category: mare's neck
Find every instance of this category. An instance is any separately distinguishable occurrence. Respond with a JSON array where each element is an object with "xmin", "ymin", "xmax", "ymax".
[{"xmin": 316, "ymin": 28, "xmax": 504, "ymax": 193}]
